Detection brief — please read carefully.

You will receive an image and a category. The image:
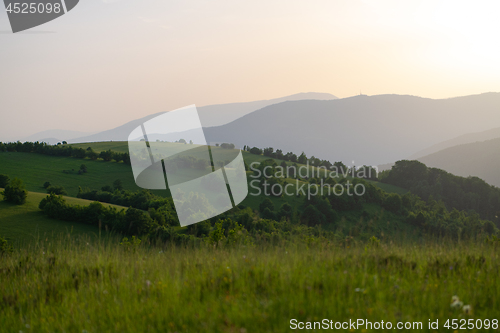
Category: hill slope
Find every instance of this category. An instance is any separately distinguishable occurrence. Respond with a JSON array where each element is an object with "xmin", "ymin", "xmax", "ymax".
[
  {"xmin": 21, "ymin": 129, "xmax": 97, "ymax": 145},
  {"xmin": 0, "ymin": 190, "xmax": 123, "ymax": 244},
  {"xmin": 409, "ymin": 126, "xmax": 500, "ymax": 159},
  {"xmin": 417, "ymin": 137, "xmax": 500, "ymax": 187},
  {"xmin": 0, "ymin": 143, "xmax": 407, "ymax": 214}
]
